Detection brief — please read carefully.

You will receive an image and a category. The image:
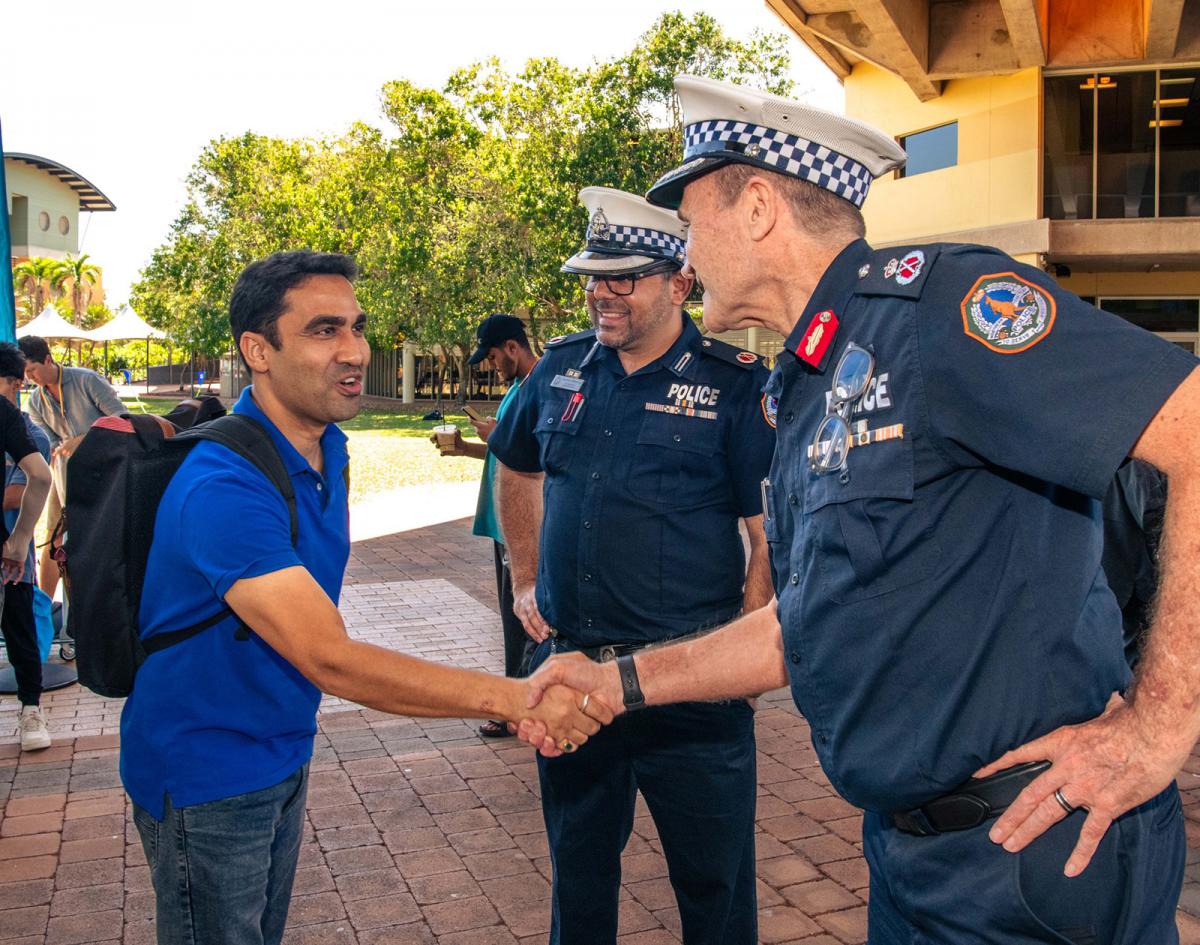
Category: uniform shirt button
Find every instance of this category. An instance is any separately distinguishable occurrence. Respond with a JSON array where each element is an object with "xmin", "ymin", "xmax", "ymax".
[
  {"xmin": 817, "ymin": 733, "xmax": 828, "ymax": 745},
  {"xmin": 789, "ymin": 651, "xmax": 801, "ymax": 664},
  {"xmin": 788, "ymin": 493, "xmax": 798, "ymax": 506},
  {"xmin": 546, "ymin": 418, "xmax": 554, "ymax": 425},
  {"xmin": 591, "ymin": 472, "xmax": 601, "ymax": 480},
  {"xmin": 784, "ymin": 412, "xmax": 794, "ymax": 423},
  {"xmin": 619, "ymin": 383, "xmax": 627, "ymax": 391},
  {"xmin": 583, "ymin": 573, "xmax": 591, "ymax": 582},
  {"xmin": 604, "ymin": 429, "xmax": 613, "ymax": 437},
  {"xmin": 586, "ymin": 618, "xmax": 594, "ymax": 628},
  {"xmin": 672, "ymin": 434, "xmax": 681, "ymax": 443},
  {"xmin": 584, "ymin": 521, "xmax": 592, "ymax": 529},
  {"xmin": 316, "ymin": 483, "xmax": 323, "ymax": 492},
  {"xmin": 790, "ymin": 573, "xmax": 800, "ymax": 586}
]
